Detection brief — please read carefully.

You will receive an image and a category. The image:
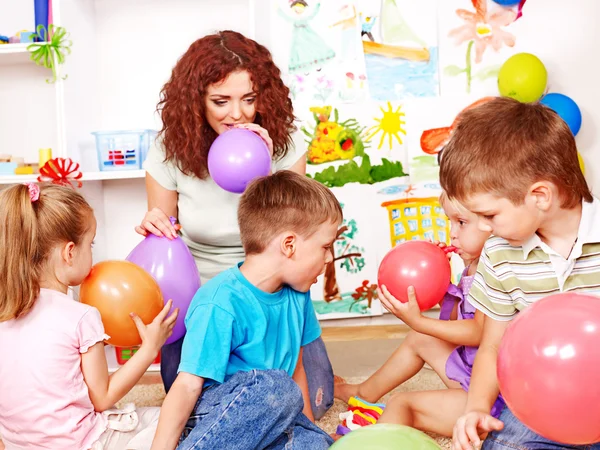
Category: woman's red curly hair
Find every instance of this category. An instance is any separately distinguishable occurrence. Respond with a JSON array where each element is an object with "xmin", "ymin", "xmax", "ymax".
[{"xmin": 157, "ymin": 30, "xmax": 296, "ymax": 179}]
